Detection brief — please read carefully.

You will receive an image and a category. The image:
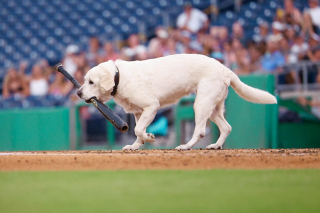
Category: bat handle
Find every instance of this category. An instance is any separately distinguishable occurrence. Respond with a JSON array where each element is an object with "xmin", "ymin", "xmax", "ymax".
[{"xmin": 55, "ymin": 63, "xmax": 82, "ymax": 89}]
